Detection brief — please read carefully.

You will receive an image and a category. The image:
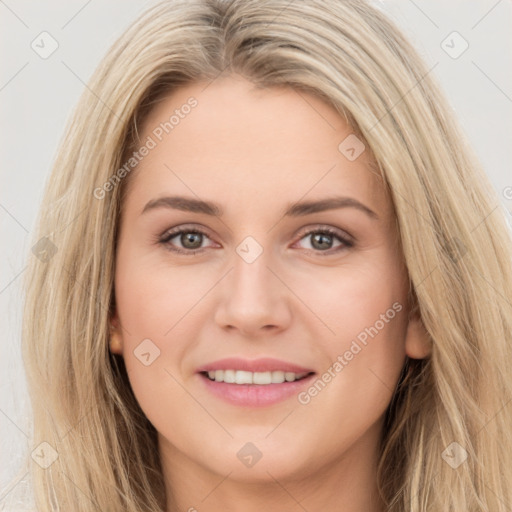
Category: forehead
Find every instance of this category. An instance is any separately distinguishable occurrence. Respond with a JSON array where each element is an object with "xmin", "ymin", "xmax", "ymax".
[{"xmin": 124, "ymin": 75, "xmax": 390, "ymax": 218}]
